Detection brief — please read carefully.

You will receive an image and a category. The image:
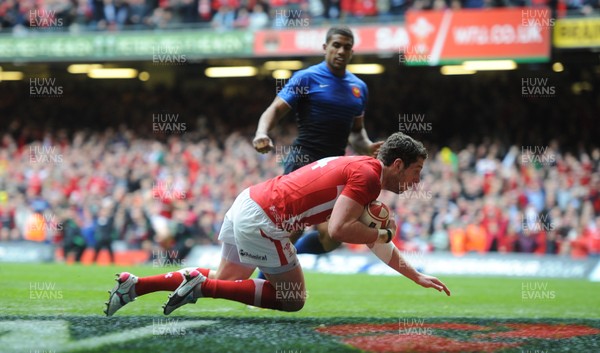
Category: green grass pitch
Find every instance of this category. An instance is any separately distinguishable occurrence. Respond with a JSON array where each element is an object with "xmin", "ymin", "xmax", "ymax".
[{"xmin": 1, "ymin": 263, "xmax": 599, "ymax": 353}]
